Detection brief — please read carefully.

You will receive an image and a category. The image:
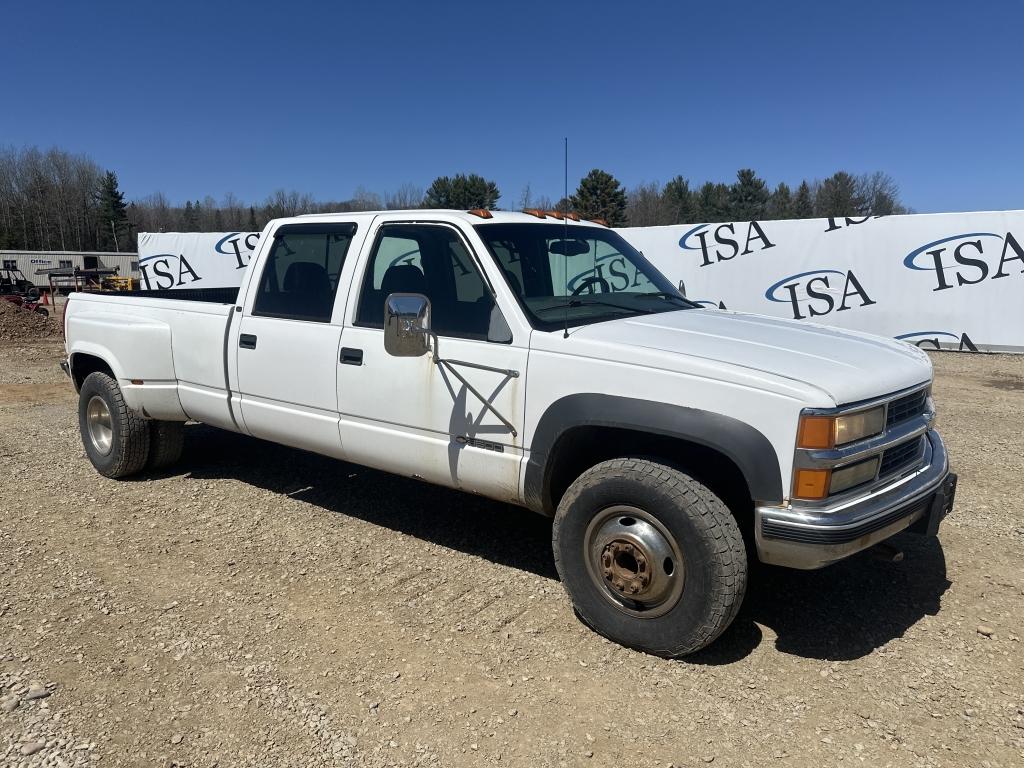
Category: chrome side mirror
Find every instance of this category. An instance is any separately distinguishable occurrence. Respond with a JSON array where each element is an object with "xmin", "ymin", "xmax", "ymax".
[{"xmin": 384, "ymin": 293, "xmax": 431, "ymax": 357}]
